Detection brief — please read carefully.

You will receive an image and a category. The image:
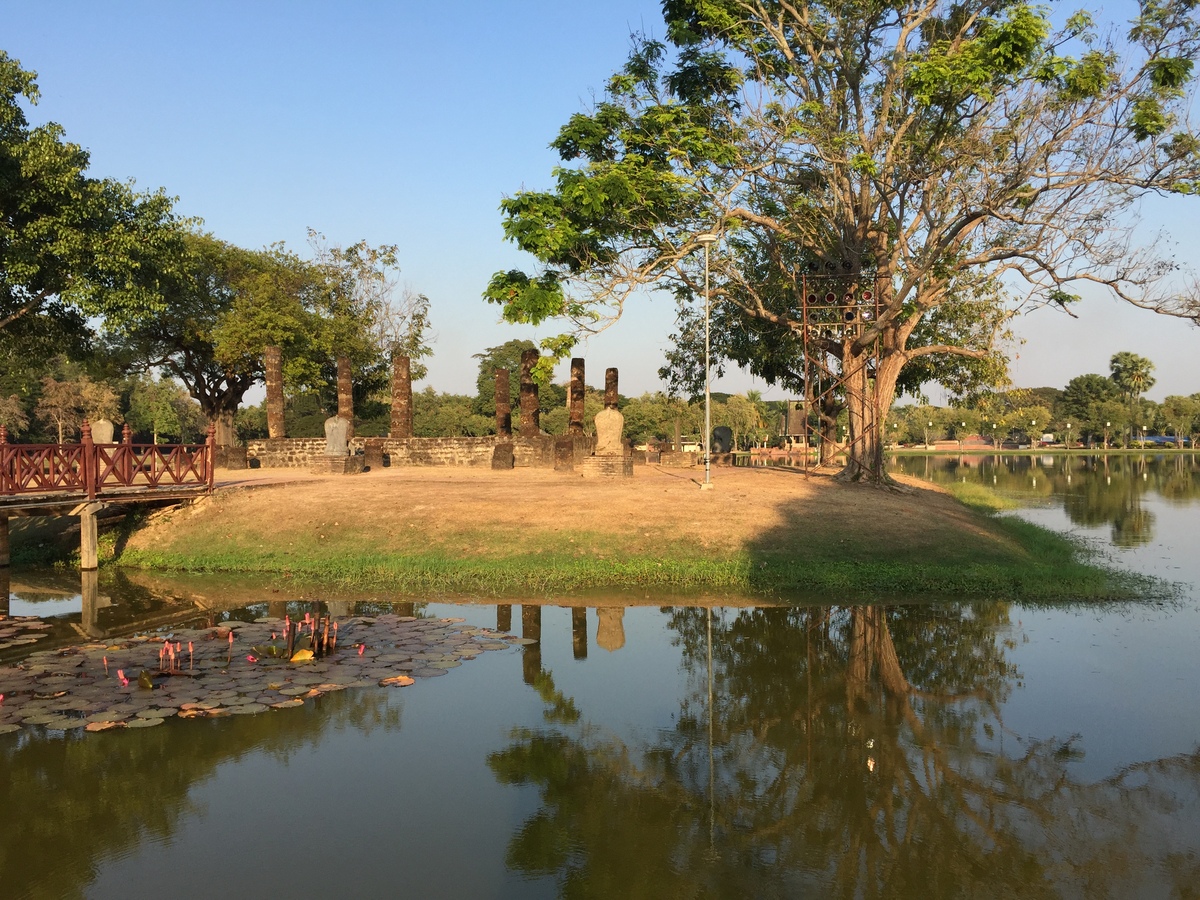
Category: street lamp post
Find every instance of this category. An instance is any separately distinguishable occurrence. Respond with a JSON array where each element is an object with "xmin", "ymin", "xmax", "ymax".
[
  {"xmin": 925, "ymin": 421, "xmax": 932, "ymax": 448},
  {"xmin": 959, "ymin": 420, "xmax": 966, "ymax": 453},
  {"xmin": 991, "ymin": 422, "xmax": 998, "ymax": 450},
  {"xmin": 1030, "ymin": 420, "xmax": 1037, "ymax": 448},
  {"xmin": 1105, "ymin": 421, "xmax": 1111, "ymax": 450},
  {"xmin": 696, "ymin": 232, "xmax": 718, "ymax": 490},
  {"xmin": 1065, "ymin": 423, "xmax": 1072, "ymax": 449}
]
